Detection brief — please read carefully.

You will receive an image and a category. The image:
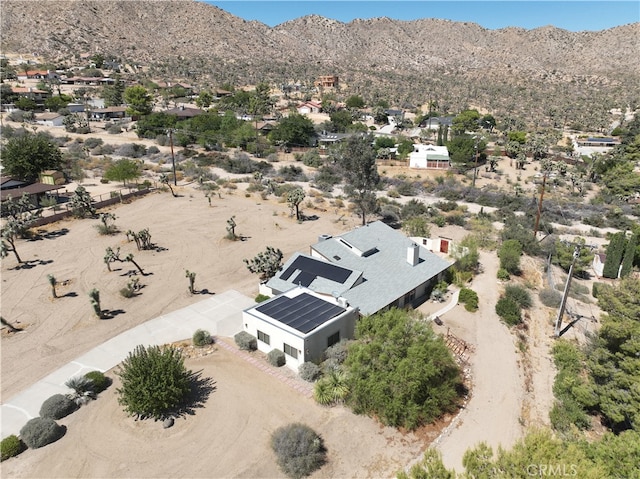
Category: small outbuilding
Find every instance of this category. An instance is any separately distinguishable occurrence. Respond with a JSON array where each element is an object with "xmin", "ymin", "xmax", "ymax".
[{"xmin": 409, "ymin": 144, "xmax": 450, "ymax": 169}]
